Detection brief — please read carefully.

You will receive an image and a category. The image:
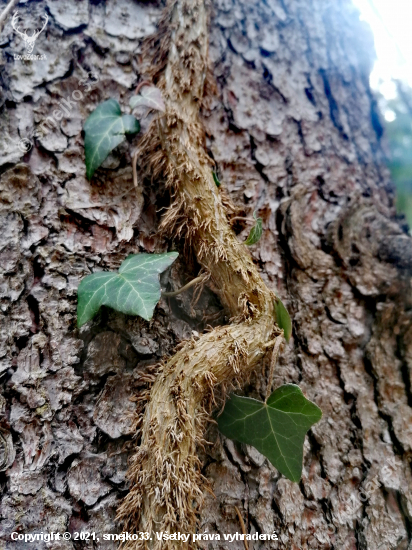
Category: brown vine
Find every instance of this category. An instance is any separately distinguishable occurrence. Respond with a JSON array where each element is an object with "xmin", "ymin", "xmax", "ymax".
[{"xmin": 116, "ymin": 0, "xmax": 282, "ymax": 547}]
